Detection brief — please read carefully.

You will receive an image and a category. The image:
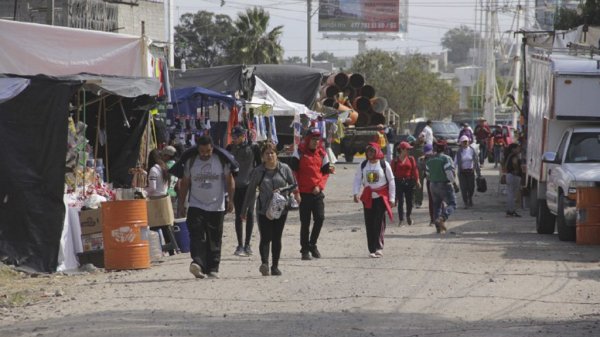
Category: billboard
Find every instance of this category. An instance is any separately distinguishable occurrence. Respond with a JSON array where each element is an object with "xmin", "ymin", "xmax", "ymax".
[{"xmin": 318, "ymin": 0, "xmax": 407, "ymax": 33}]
